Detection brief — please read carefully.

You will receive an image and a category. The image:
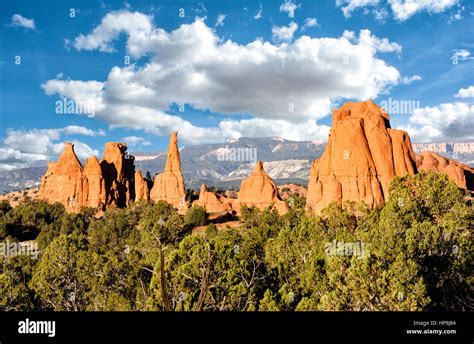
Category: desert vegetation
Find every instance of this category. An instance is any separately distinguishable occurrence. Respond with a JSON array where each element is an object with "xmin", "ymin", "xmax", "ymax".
[{"xmin": 1, "ymin": 171, "xmax": 472, "ymax": 311}]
